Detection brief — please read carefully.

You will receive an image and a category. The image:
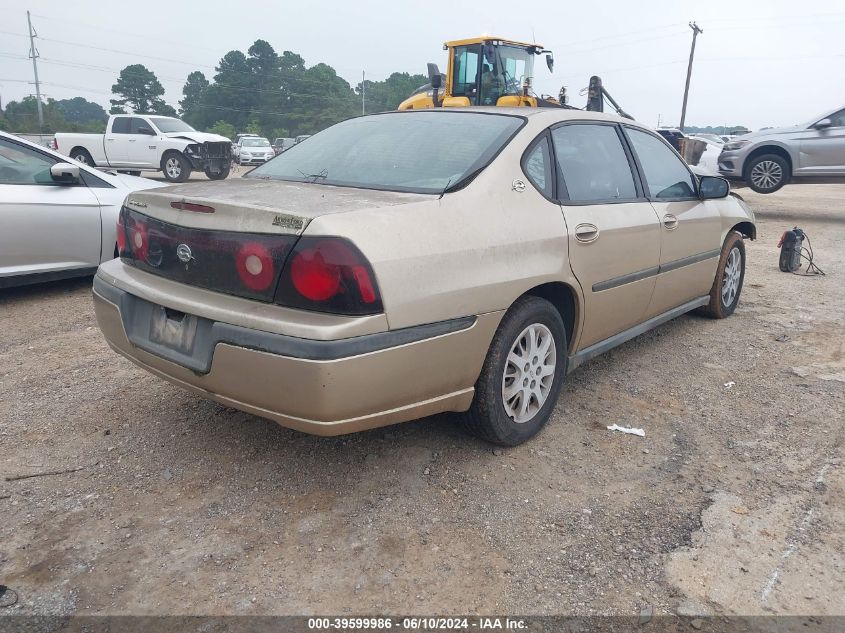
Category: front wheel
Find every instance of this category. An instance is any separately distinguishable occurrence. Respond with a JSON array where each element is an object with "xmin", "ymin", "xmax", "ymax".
[
  {"xmin": 698, "ymin": 232, "xmax": 746, "ymax": 319},
  {"xmin": 161, "ymin": 152, "xmax": 191, "ymax": 183},
  {"xmin": 745, "ymin": 154, "xmax": 789, "ymax": 194},
  {"xmin": 461, "ymin": 296, "xmax": 567, "ymax": 446},
  {"xmin": 204, "ymin": 164, "xmax": 231, "ymax": 180}
]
